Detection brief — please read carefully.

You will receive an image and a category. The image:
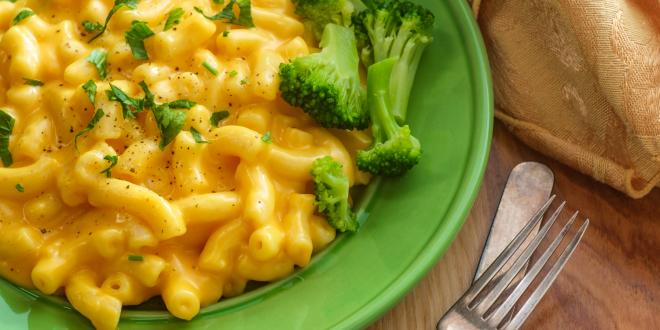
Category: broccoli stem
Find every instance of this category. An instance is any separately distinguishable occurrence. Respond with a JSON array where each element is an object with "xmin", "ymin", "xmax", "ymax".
[
  {"xmin": 390, "ymin": 39, "xmax": 426, "ymax": 123},
  {"xmin": 320, "ymin": 23, "xmax": 361, "ymax": 83},
  {"xmin": 357, "ymin": 57, "xmax": 422, "ymax": 176},
  {"xmin": 355, "ymin": 1, "xmax": 434, "ymax": 124},
  {"xmin": 368, "ymin": 57, "xmax": 399, "ymax": 142}
]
